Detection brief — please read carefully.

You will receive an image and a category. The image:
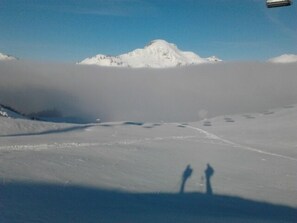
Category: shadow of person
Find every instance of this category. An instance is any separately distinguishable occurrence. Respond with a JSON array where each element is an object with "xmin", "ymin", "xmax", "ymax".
[
  {"xmin": 204, "ymin": 163, "xmax": 214, "ymax": 195},
  {"xmin": 179, "ymin": 164, "xmax": 193, "ymax": 194}
]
